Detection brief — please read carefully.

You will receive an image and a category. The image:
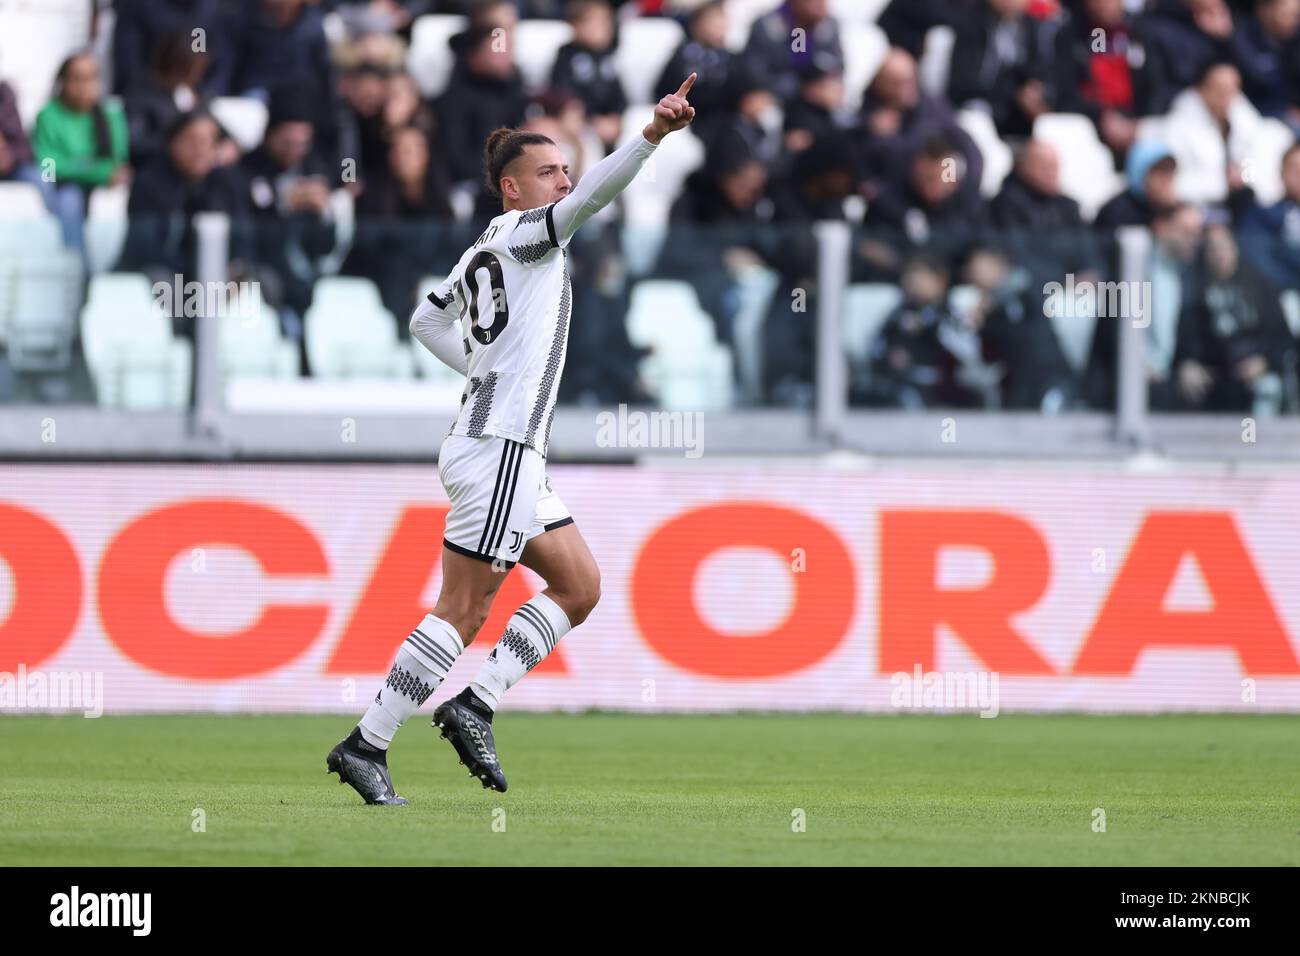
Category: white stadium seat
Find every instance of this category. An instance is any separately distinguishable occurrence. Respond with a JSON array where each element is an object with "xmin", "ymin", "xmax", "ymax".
[
  {"xmin": 617, "ymin": 106, "xmax": 705, "ymax": 272},
  {"xmin": 958, "ymin": 109, "xmax": 1014, "ymax": 198},
  {"xmin": 513, "ymin": 19, "xmax": 573, "ymax": 93},
  {"xmin": 86, "ymin": 183, "xmax": 130, "ymax": 274},
  {"xmin": 842, "ymin": 283, "xmax": 903, "ymax": 365},
  {"xmin": 723, "ymin": 0, "xmax": 782, "ymax": 53},
  {"xmin": 615, "ymin": 17, "xmax": 684, "ymax": 106},
  {"xmin": 626, "ymin": 280, "xmax": 733, "ymax": 410},
  {"xmin": 919, "ymin": 25, "xmax": 956, "ymax": 99},
  {"xmin": 81, "ymin": 272, "xmax": 192, "ymax": 409},
  {"xmin": 220, "ymin": 283, "xmax": 299, "ymax": 383},
  {"xmin": 305, "ymin": 277, "xmax": 414, "ymax": 379},
  {"xmin": 210, "ymin": 97, "xmax": 269, "ymax": 152},
  {"xmin": 1033, "ymin": 113, "xmax": 1125, "ymax": 221},
  {"xmin": 841, "ymin": 21, "xmax": 888, "ymax": 113},
  {"xmin": 0, "ymin": 181, "xmax": 49, "ymax": 219},
  {"xmin": 407, "ymin": 14, "xmax": 468, "ymax": 98}
]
